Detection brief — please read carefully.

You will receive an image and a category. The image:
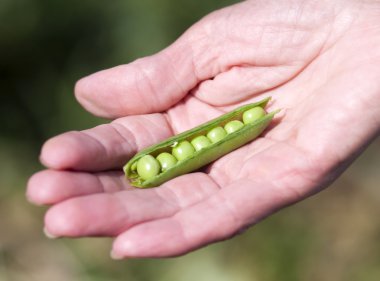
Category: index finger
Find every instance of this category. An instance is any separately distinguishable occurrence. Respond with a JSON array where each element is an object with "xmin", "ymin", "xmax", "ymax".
[{"xmin": 40, "ymin": 113, "xmax": 173, "ymax": 171}]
